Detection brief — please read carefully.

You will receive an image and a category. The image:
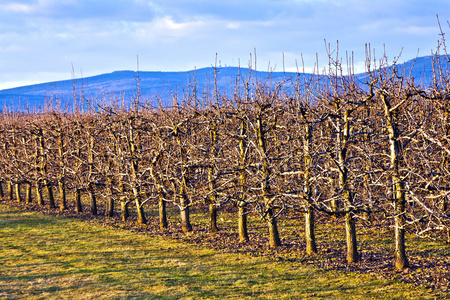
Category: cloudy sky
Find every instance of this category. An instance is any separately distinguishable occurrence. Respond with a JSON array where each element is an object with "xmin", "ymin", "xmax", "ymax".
[{"xmin": 0, "ymin": 0, "xmax": 449, "ymax": 89}]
